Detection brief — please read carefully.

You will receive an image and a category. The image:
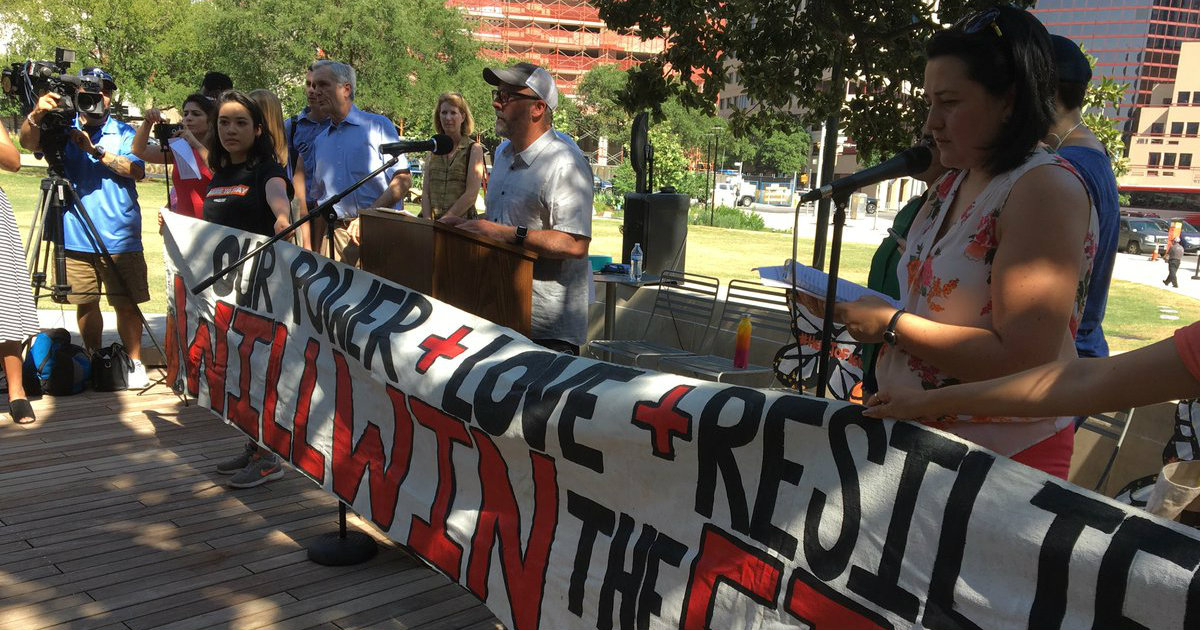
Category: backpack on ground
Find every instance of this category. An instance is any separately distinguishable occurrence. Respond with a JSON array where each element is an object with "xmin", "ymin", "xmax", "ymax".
[
  {"xmin": 22, "ymin": 328, "xmax": 72, "ymax": 397},
  {"xmin": 48, "ymin": 343, "xmax": 90, "ymax": 396},
  {"xmin": 91, "ymin": 343, "xmax": 133, "ymax": 392}
]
